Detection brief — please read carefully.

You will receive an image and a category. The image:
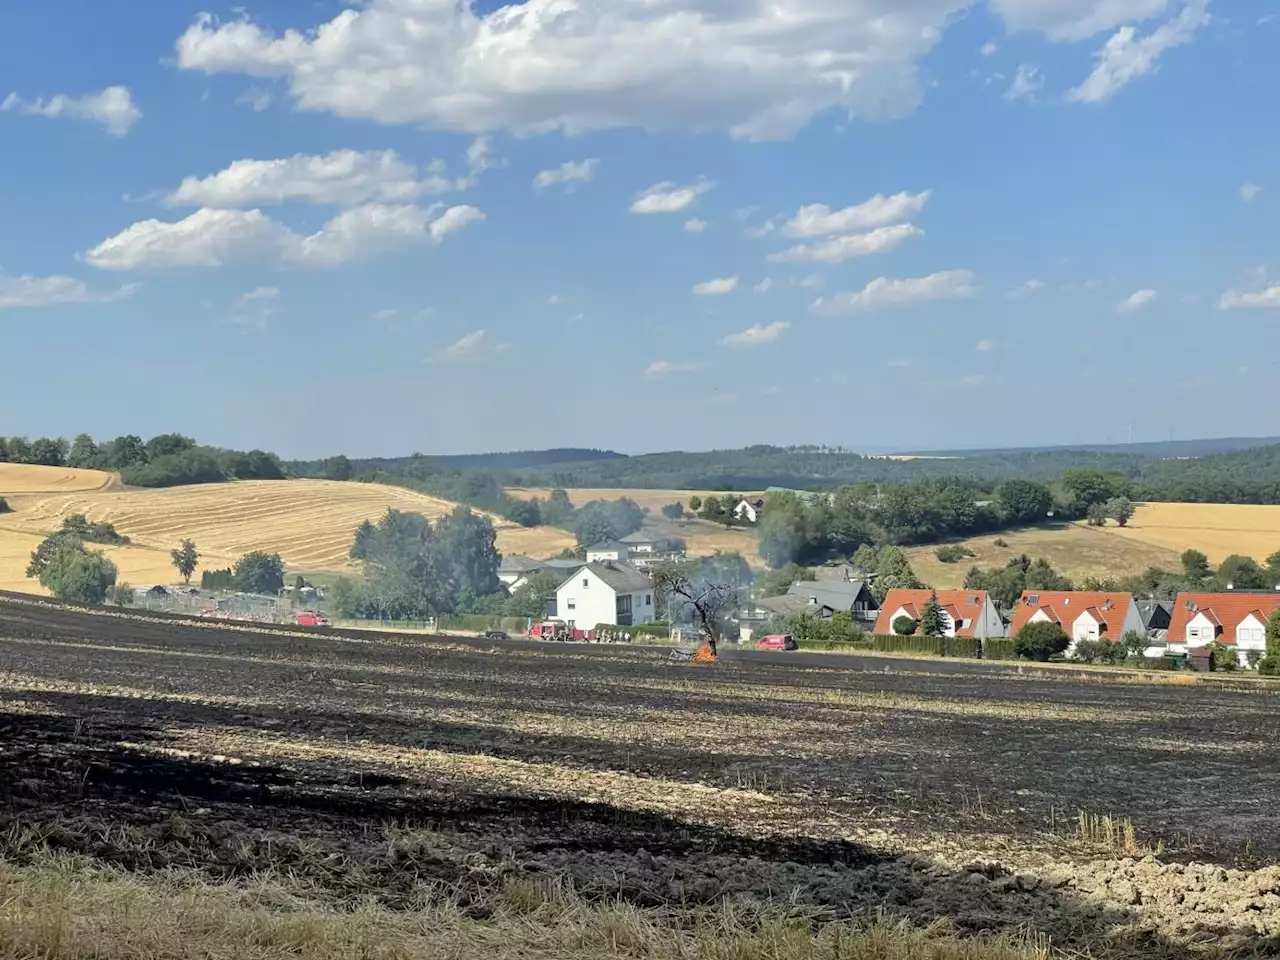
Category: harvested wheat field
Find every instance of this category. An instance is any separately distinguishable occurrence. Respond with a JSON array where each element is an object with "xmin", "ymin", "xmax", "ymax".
[
  {"xmin": 0, "ymin": 476, "xmax": 577, "ymax": 594},
  {"xmin": 907, "ymin": 523, "xmax": 1182, "ymax": 589},
  {"xmin": 507, "ymin": 486, "xmax": 761, "ymax": 514},
  {"xmin": 1102, "ymin": 502, "xmax": 1280, "ymax": 565},
  {"xmin": 2, "ymin": 596, "xmax": 1280, "ymax": 958},
  {"xmin": 0, "ymin": 463, "xmax": 115, "ymax": 498}
]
